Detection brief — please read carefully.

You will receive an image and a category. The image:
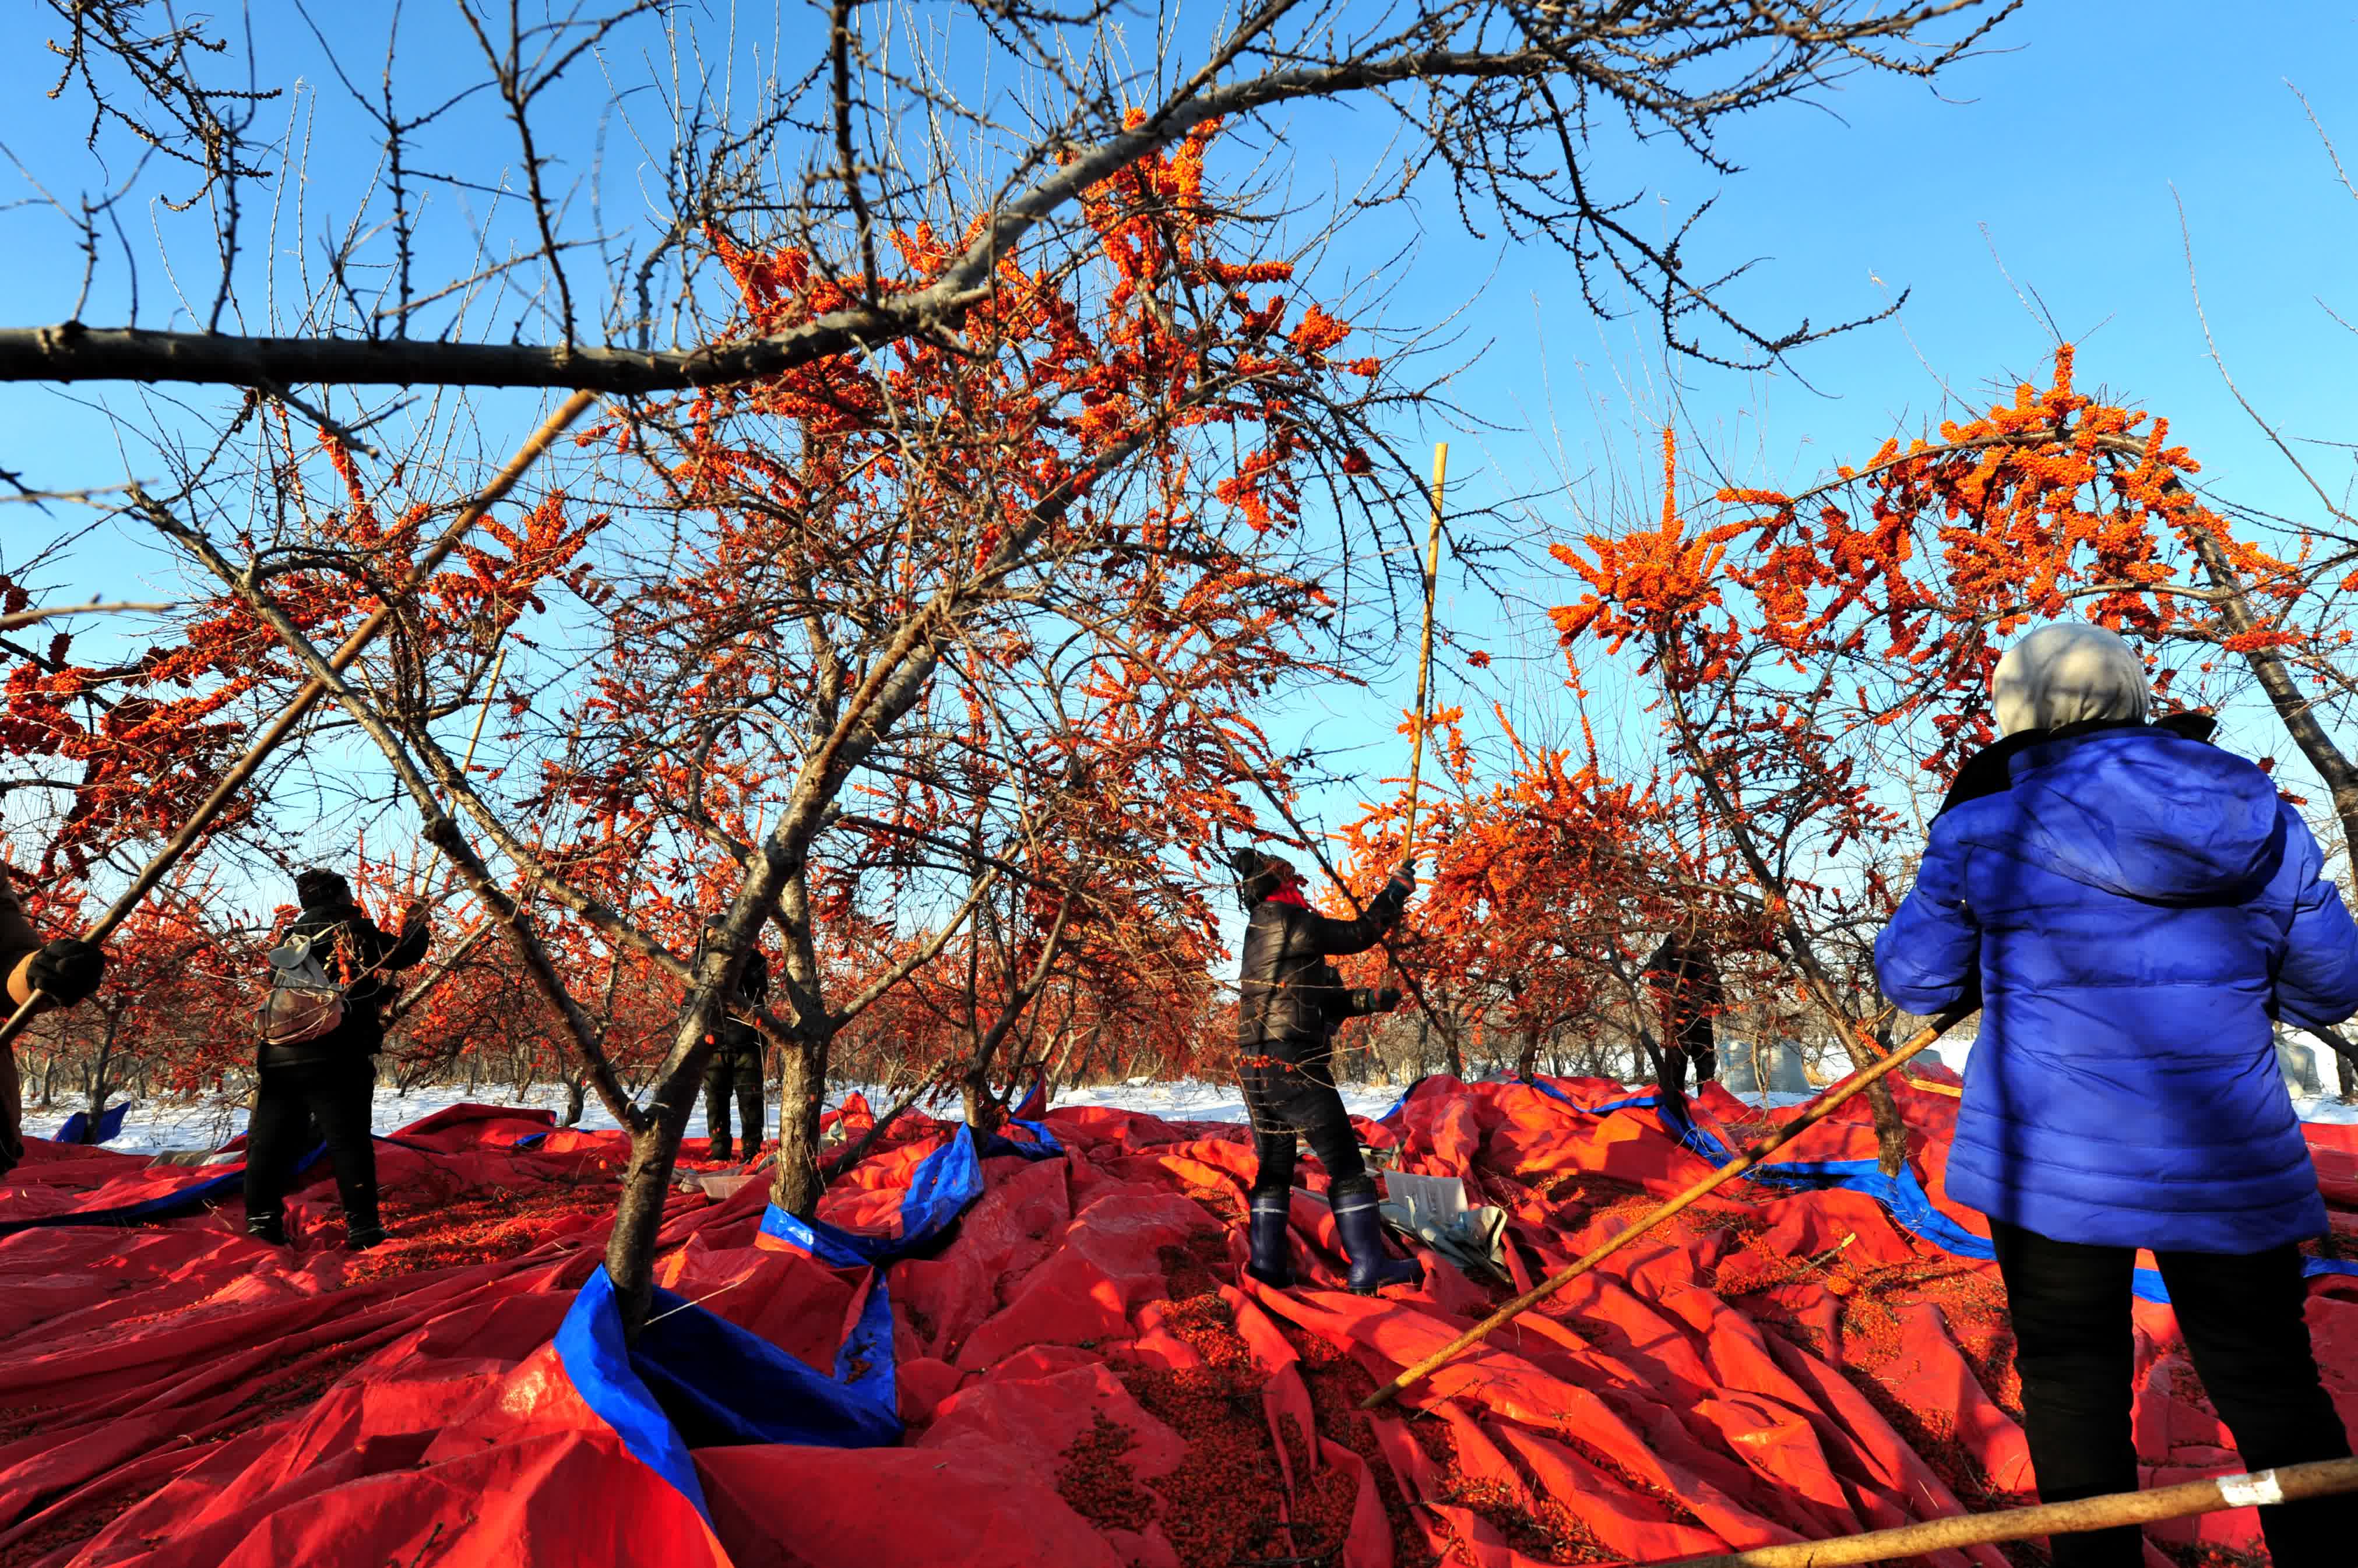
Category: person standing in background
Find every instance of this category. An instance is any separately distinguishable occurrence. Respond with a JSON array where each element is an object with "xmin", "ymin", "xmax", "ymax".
[
  {"xmin": 696, "ymin": 914, "xmax": 770, "ymax": 1164},
  {"xmin": 1642, "ymin": 932, "xmax": 1722, "ymax": 1099}
]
